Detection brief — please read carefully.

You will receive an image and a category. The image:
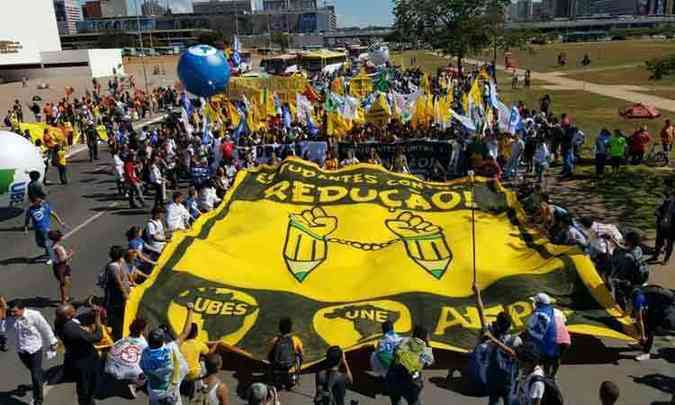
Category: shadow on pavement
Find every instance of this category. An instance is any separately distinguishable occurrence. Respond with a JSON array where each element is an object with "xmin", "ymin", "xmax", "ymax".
[
  {"xmin": 0, "ymin": 207, "xmax": 24, "ymax": 222},
  {"xmin": 0, "ymin": 384, "xmax": 32, "ymax": 405},
  {"xmin": 113, "ymin": 209, "xmax": 149, "ymax": 216},
  {"xmin": 631, "ymin": 373, "xmax": 675, "ymax": 396},
  {"xmin": 6, "ymin": 296, "xmax": 60, "ymax": 308}
]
